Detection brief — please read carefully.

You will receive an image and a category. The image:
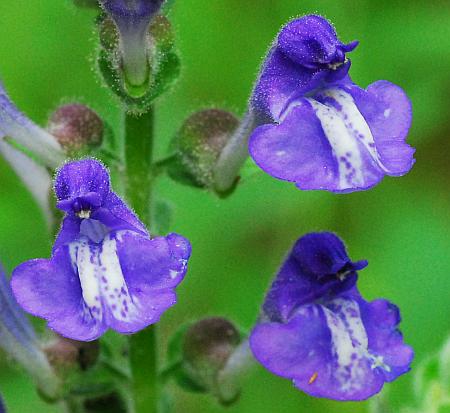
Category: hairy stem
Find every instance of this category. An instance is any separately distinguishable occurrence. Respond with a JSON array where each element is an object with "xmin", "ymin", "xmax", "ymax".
[
  {"xmin": 124, "ymin": 108, "xmax": 158, "ymax": 413},
  {"xmin": 124, "ymin": 110, "xmax": 154, "ymax": 224}
]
